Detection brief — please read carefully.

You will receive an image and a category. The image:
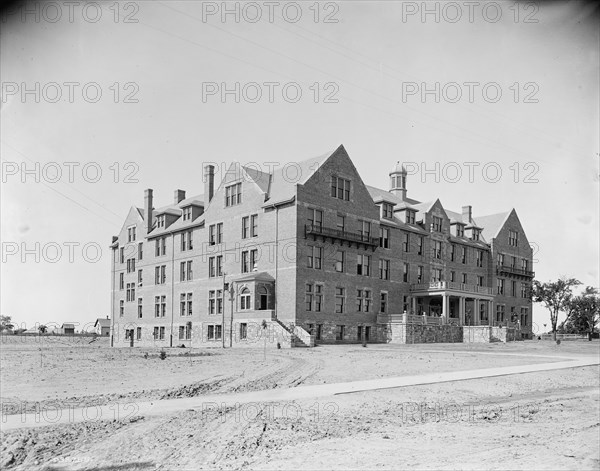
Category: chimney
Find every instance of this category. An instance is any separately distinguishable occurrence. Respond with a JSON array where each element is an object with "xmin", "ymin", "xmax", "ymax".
[
  {"xmin": 204, "ymin": 165, "xmax": 215, "ymax": 203},
  {"xmin": 174, "ymin": 189, "xmax": 186, "ymax": 204},
  {"xmin": 144, "ymin": 189, "xmax": 154, "ymax": 233},
  {"xmin": 462, "ymin": 205, "xmax": 472, "ymax": 224}
]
